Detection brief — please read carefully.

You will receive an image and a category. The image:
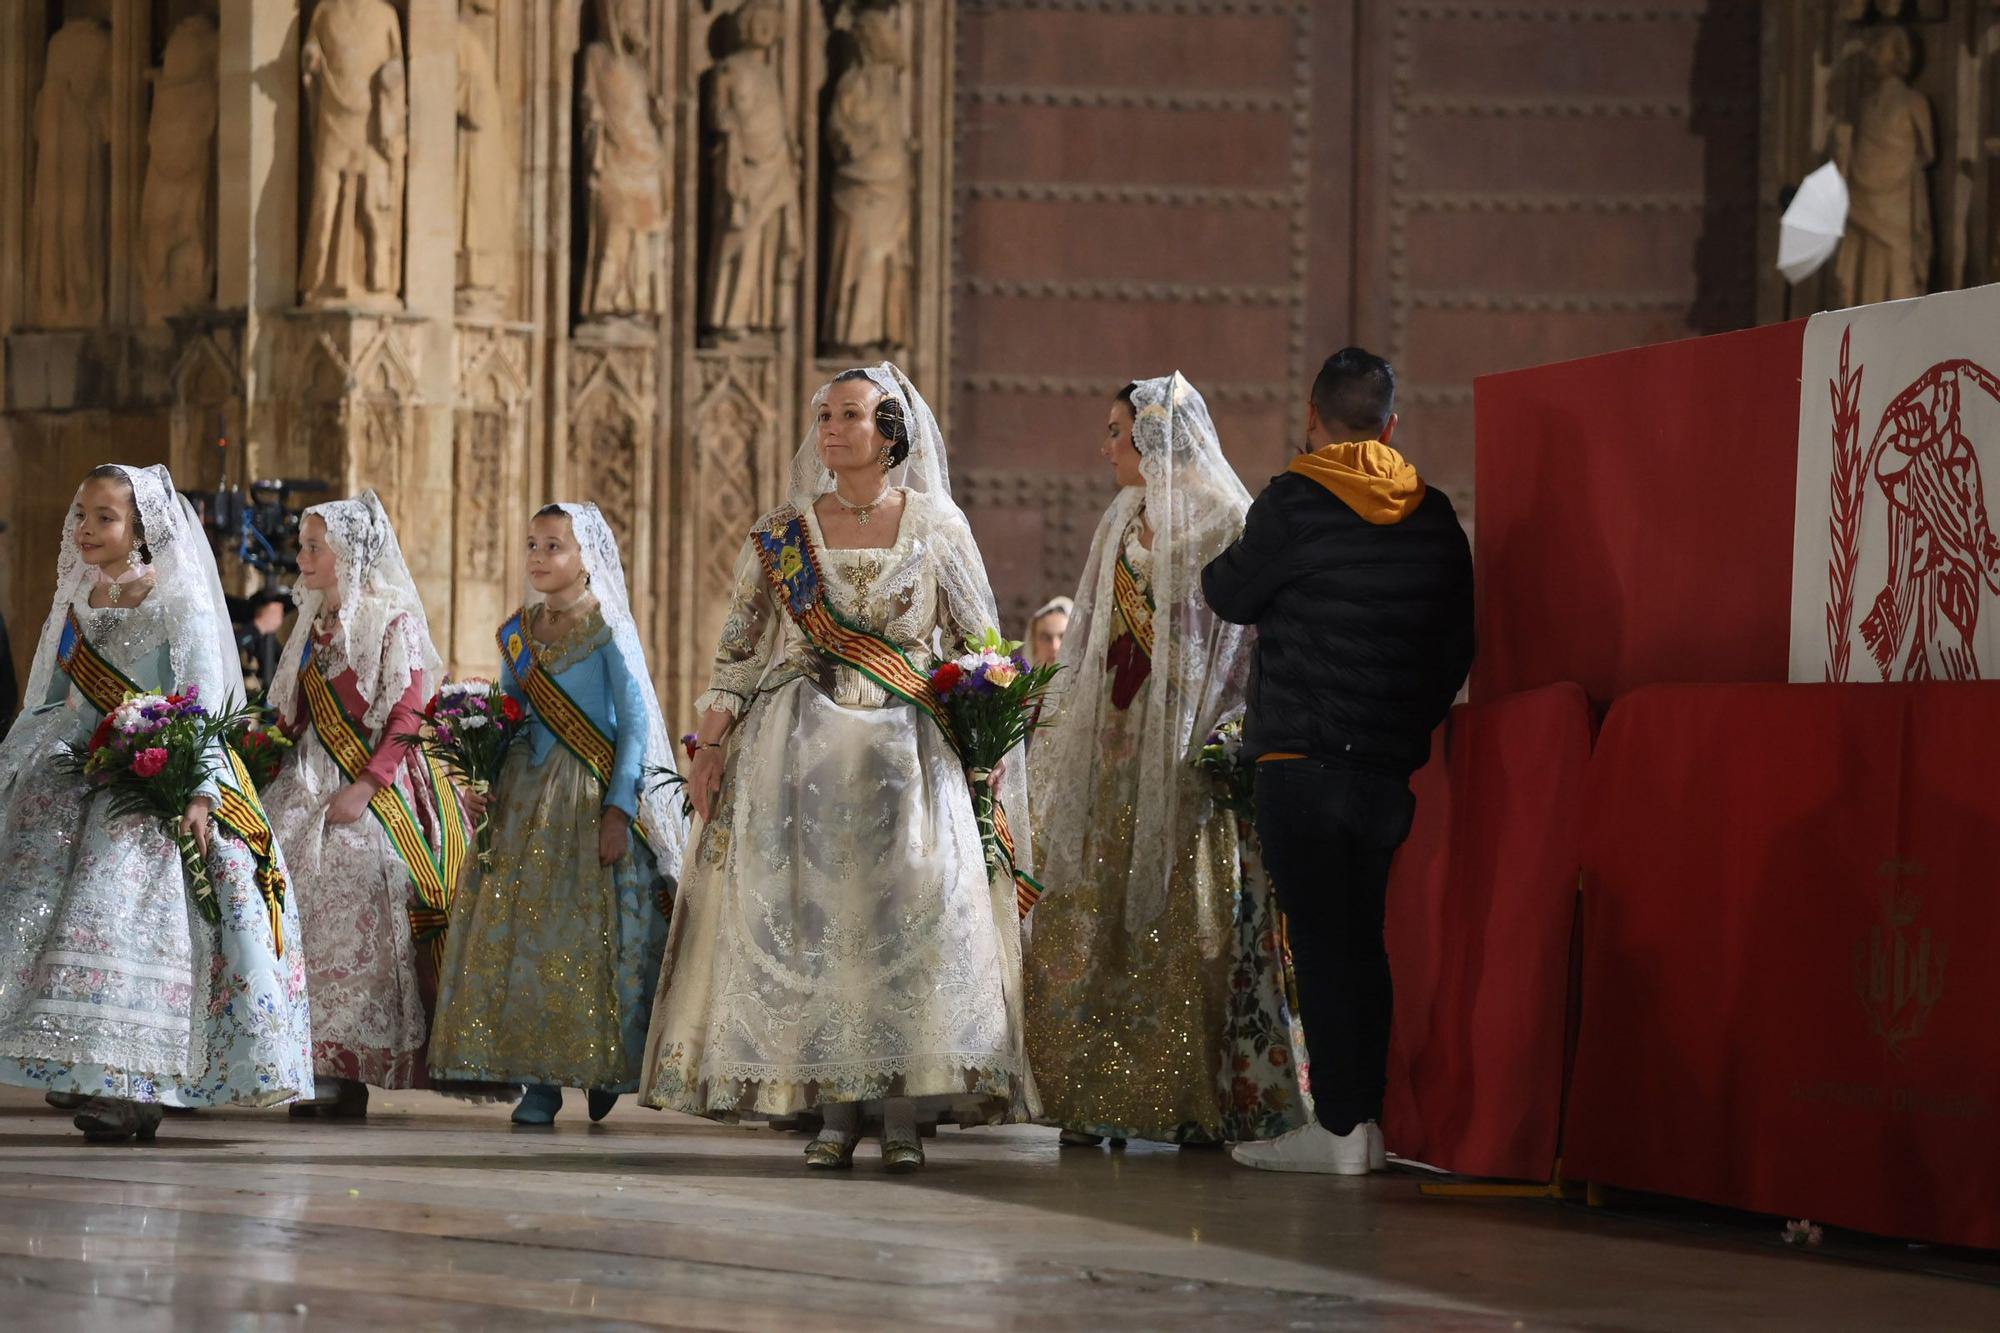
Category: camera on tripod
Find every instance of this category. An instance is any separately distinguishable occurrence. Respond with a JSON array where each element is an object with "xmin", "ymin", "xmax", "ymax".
[{"xmin": 187, "ymin": 478, "xmax": 331, "ymax": 579}]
